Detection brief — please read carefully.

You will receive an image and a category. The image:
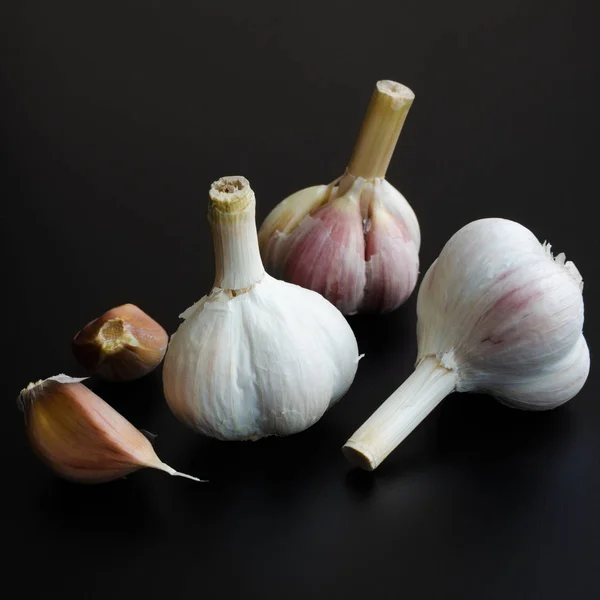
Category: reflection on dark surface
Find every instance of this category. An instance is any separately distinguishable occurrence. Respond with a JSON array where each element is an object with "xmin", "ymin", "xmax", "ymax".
[
  {"xmin": 182, "ymin": 415, "xmax": 343, "ymax": 488},
  {"xmin": 433, "ymin": 391, "xmax": 574, "ymax": 465},
  {"xmin": 35, "ymin": 474, "xmax": 162, "ymax": 539},
  {"xmin": 344, "ymin": 468, "xmax": 377, "ymax": 500},
  {"xmin": 371, "ymin": 390, "xmax": 575, "ymax": 479}
]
